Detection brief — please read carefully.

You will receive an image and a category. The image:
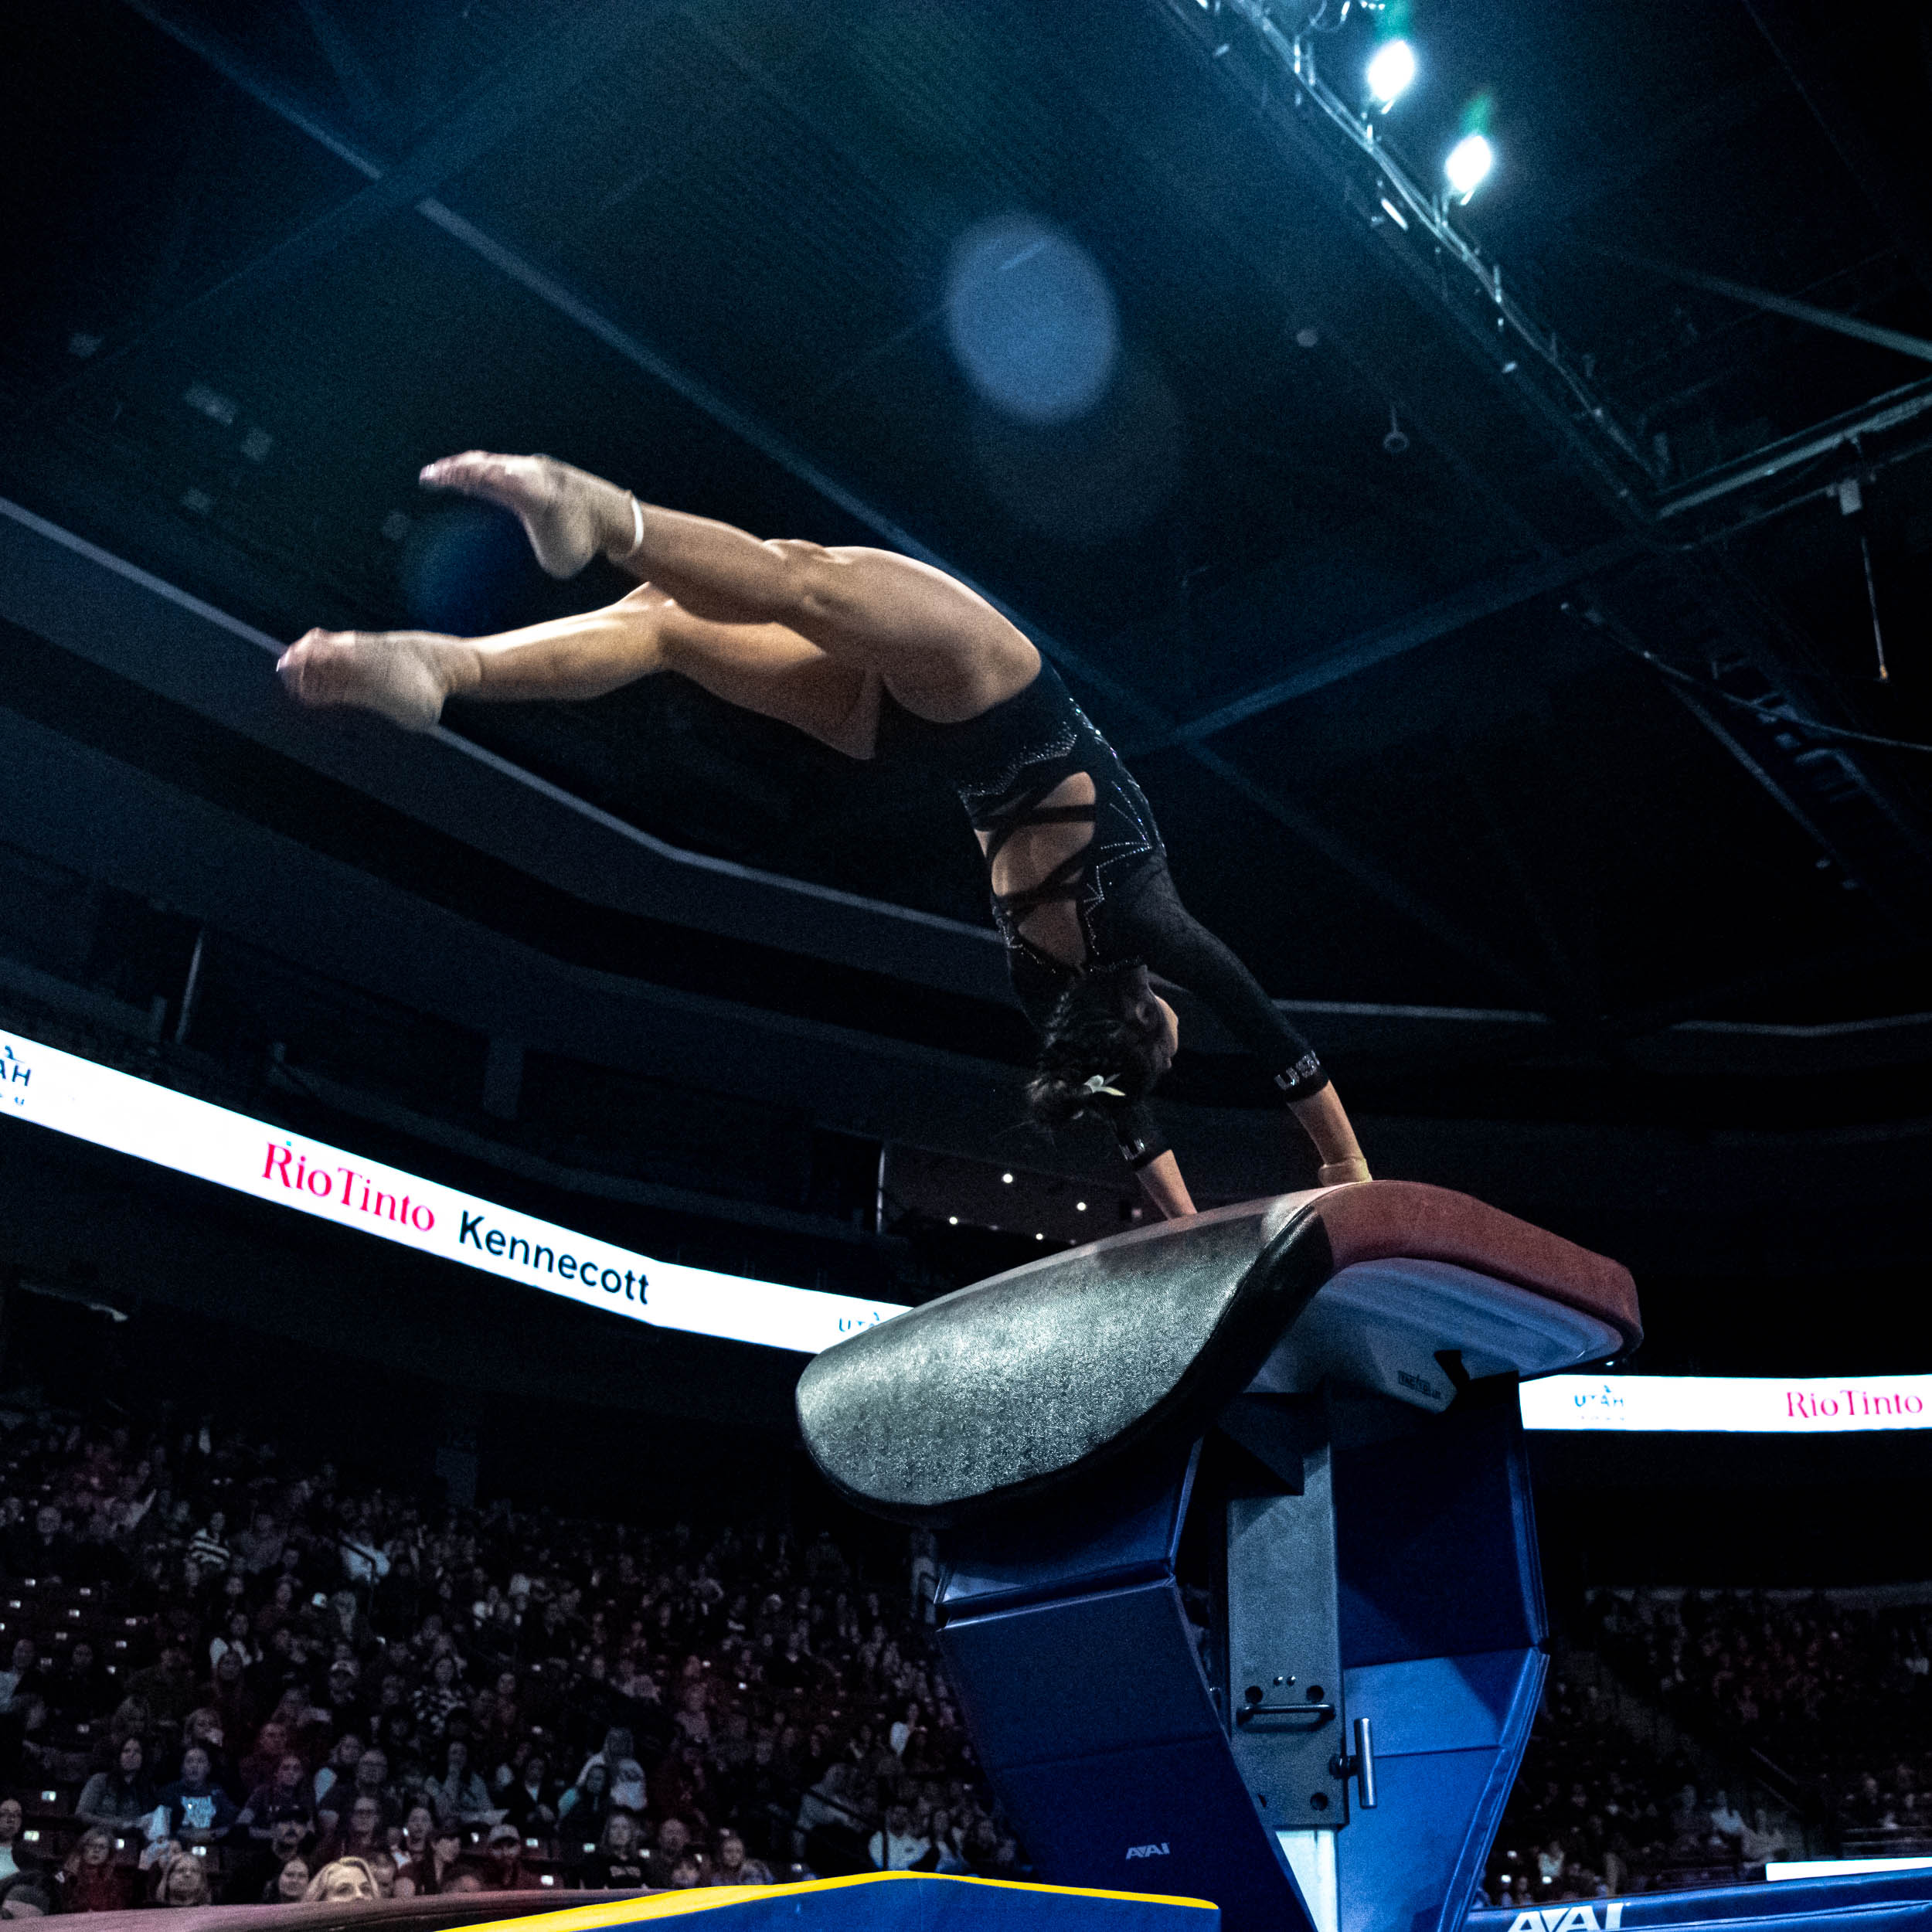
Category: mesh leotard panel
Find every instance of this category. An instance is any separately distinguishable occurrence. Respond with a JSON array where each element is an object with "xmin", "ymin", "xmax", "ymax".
[{"xmin": 878, "ymin": 664, "xmax": 1327, "ymax": 1157}]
